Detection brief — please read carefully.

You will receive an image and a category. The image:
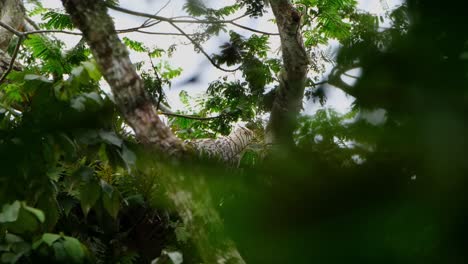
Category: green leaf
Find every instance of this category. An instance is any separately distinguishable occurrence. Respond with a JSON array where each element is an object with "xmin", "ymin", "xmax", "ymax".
[
  {"xmin": 5, "ymin": 234, "xmax": 23, "ymax": 244},
  {"xmin": 239, "ymin": 150, "xmax": 259, "ymax": 166},
  {"xmin": 183, "ymin": 0, "xmax": 207, "ymax": 16},
  {"xmin": 161, "ymin": 66, "xmax": 182, "ymax": 80},
  {"xmin": 37, "ymin": 195, "xmax": 60, "ymax": 231},
  {"xmin": 56, "ymin": 133, "xmax": 77, "ymax": 162},
  {"xmin": 82, "ymin": 61, "xmax": 101, "ymax": 81},
  {"xmin": 79, "ymin": 179, "xmax": 101, "ymax": 216},
  {"xmin": 60, "ymin": 196, "xmax": 77, "ymax": 217},
  {"xmin": 125, "ymin": 194, "xmax": 145, "ymax": 207},
  {"xmin": 2, "ymin": 84, "xmax": 24, "ymax": 105},
  {"xmin": 52, "ymin": 241, "xmax": 67, "ymax": 262},
  {"xmin": 42, "ymin": 11, "xmax": 73, "ymax": 30},
  {"xmin": 24, "ymin": 74, "xmax": 52, "ymax": 83},
  {"xmin": 70, "ymin": 96, "xmax": 86, "ymax": 111},
  {"xmin": 121, "ymin": 144, "xmax": 137, "ymax": 167},
  {"xmin": 179, "ymin": 90, "xmax": 190, "ymax": 106},
  {"xmin": 63, "ymin": 237, "xmax": 85, "ymax": 263},
  {"xmin": 0, "ymin": 201, "xmax": 21, "ymax": 223},
  {"xmin": 23, "ymin": 35, "xmax": 64, "ymax": 75},
  {"xmin": 47, "ymin": 166, "xmax": 62, "ymax": 181},
  {"xmin": 99, "ymin": 131, "xmax": 123, "ymax": 147},
  {"xmin": 75, "ymin": 166, "xmax": 94, "ymax": 182},
  {"xmin": 122, "ymin": 37, "xmax": 147, "ymax": 52},
  {"xmin": 42, "ymin": 233, "xmax": 61, "ymax": 246},
  {"xmin": 1, "ymin": 253, "xmax": 16, "ymax": 263},
  {"xmin": 70, "ymin": 65, "xmax": 85, "ymax": 78},
  {"xmin": 4, "ymin": 204, "xmax": 42, "ymax": 234},
  {"xmin": 22, "ymin": 203, "xmax": 45, "ymax": 223},
  {"xmin": 101, "ymin": 180, "xmax": 120, "ymax": 219},
  {"xmin": 104, "ymin": 0, "xmax": 120, "ymax": 7},
  {"xmin": 149, "ymin": 48, "xmax": 165, "ymax": 58},
  {"xmin": 83, "ymin": 92, "xmax": 102, "ymax": 104}
]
